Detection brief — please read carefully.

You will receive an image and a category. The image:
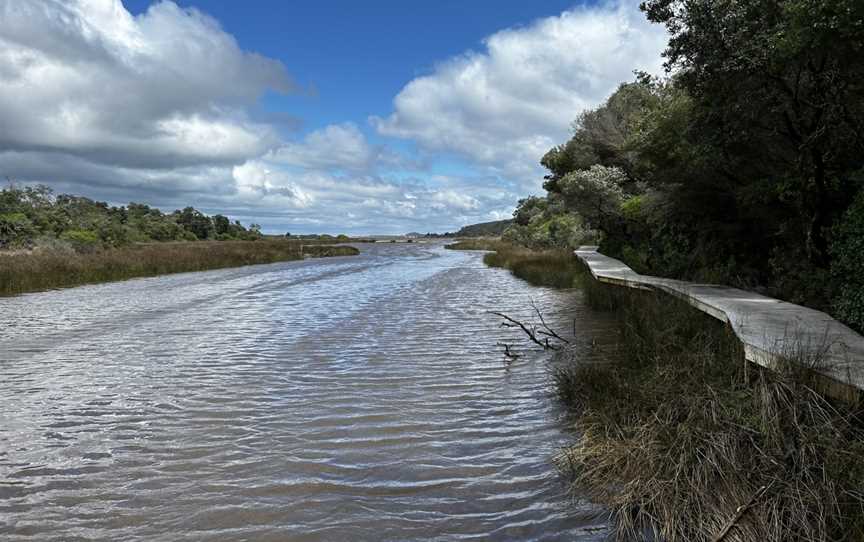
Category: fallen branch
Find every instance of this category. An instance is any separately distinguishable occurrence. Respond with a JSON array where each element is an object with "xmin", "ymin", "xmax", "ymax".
[
  {"xmin": 489, "ymin": 305, "xmax": 570, "ymax": 351},
  {"xmin": 491, "ymin": 311, "xmax": 554, "ymax": 349},
  {"xmin": 712, "ymin": 482, "xmax": 773, "ymax": 542},
  {"xmin": 531, "ymin": 299, "xmax": 570, "ymax": 344}
]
